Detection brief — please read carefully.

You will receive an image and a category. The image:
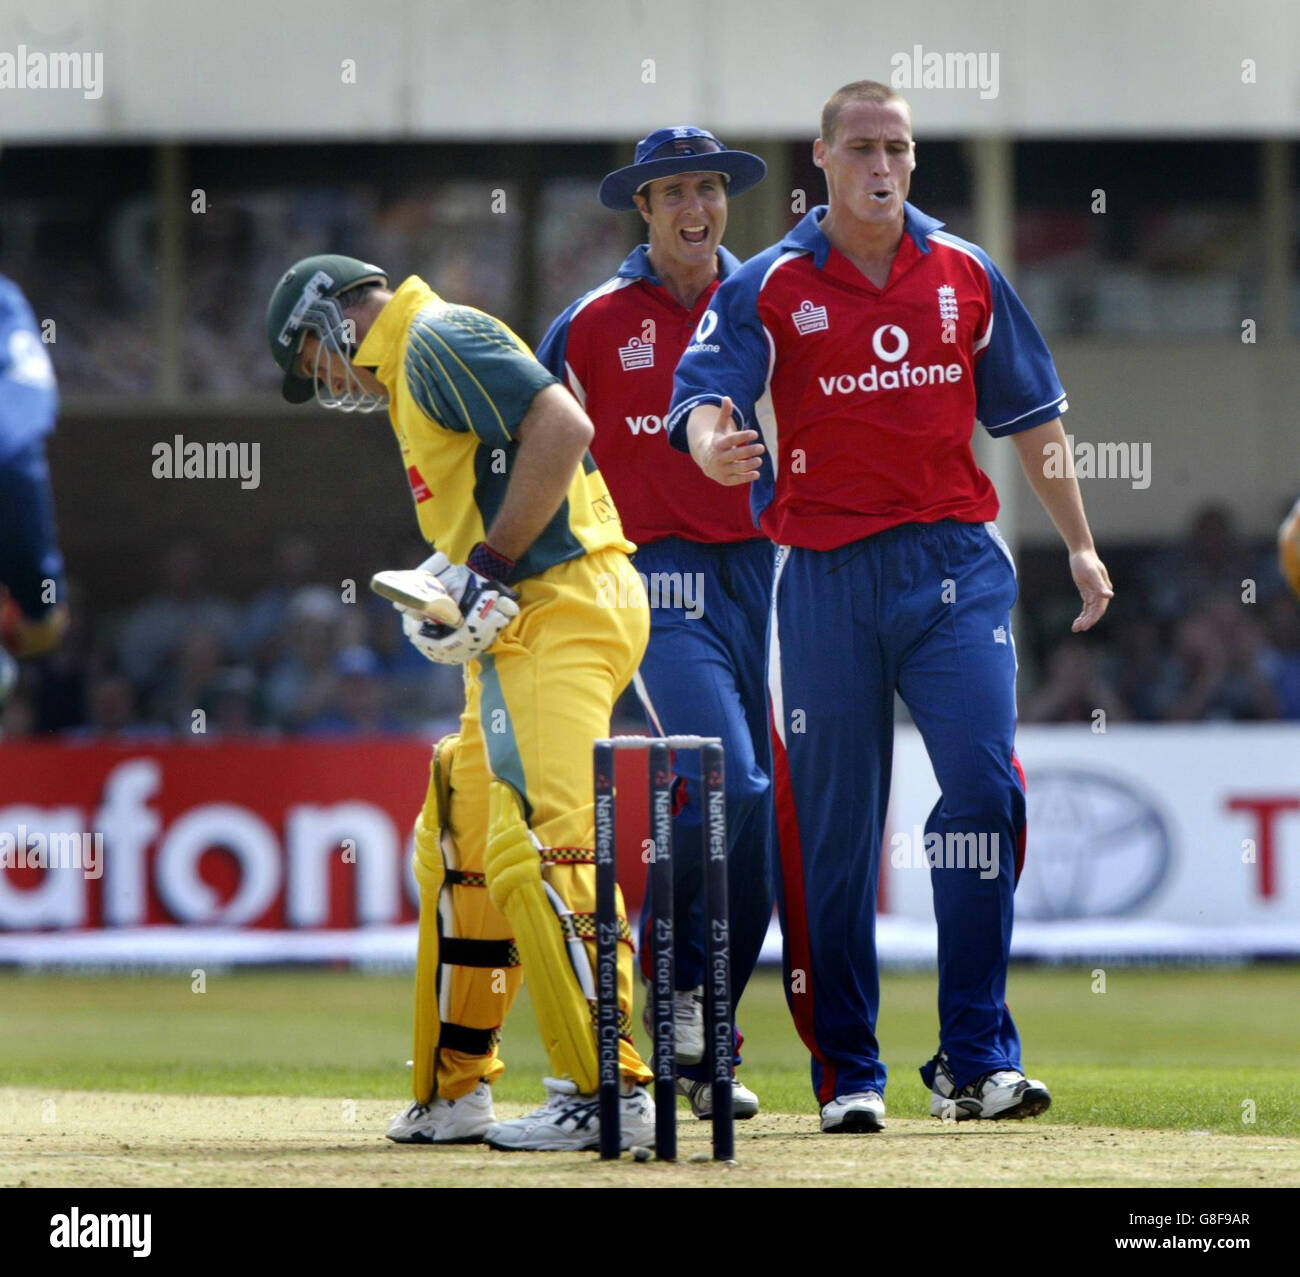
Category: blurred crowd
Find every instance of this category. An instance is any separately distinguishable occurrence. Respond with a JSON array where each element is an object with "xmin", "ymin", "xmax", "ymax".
[
  {"xmin": 1019, "ymin": 503, "xmax": 1300, "ymax": 724},
  {"xmin": 2, "ymin": 537, "xmax": 465, "ymax": 741},
  {"xmin": 0, "ymin": 174, "xmax": 627, "ymax": 399},
  {"xmin": 3, "ymin": 505, "xmax": 1299, "ymax": 741}
]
